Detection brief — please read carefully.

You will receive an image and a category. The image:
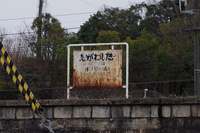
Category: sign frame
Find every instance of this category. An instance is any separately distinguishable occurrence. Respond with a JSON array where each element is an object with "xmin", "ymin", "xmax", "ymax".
[{"xmin": 67, "ymin": 43, "xmax": 129, "ymax": 99}]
